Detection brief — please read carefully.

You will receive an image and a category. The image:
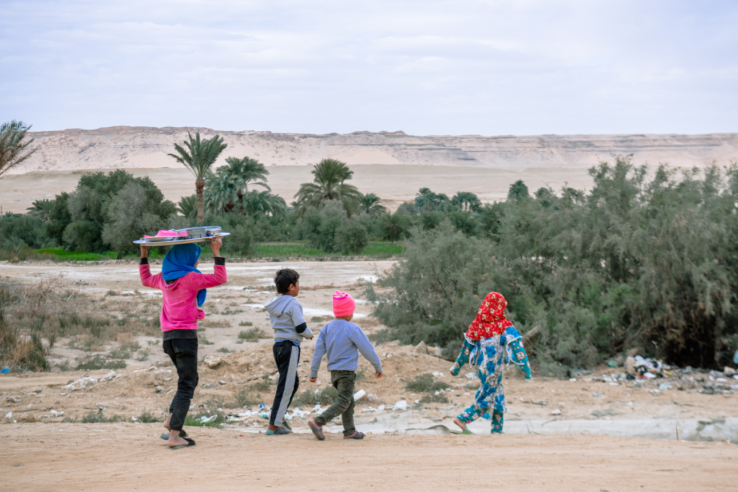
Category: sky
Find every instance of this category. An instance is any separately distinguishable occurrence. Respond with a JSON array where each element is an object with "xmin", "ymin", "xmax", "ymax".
[{"xmin": 1, "ymin": 0, "xmax": 737, "ymax": 136}]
